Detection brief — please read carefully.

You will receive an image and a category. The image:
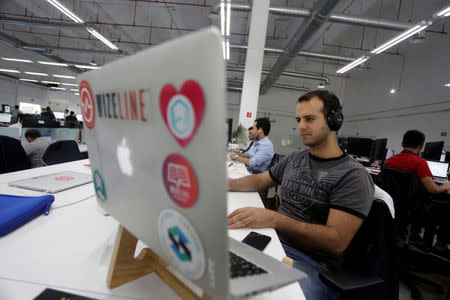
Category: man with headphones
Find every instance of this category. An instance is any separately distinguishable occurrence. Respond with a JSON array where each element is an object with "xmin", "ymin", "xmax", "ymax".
[{"xmin": 227, "ymin": 90, "xmax": 374, "ymax": 300}]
